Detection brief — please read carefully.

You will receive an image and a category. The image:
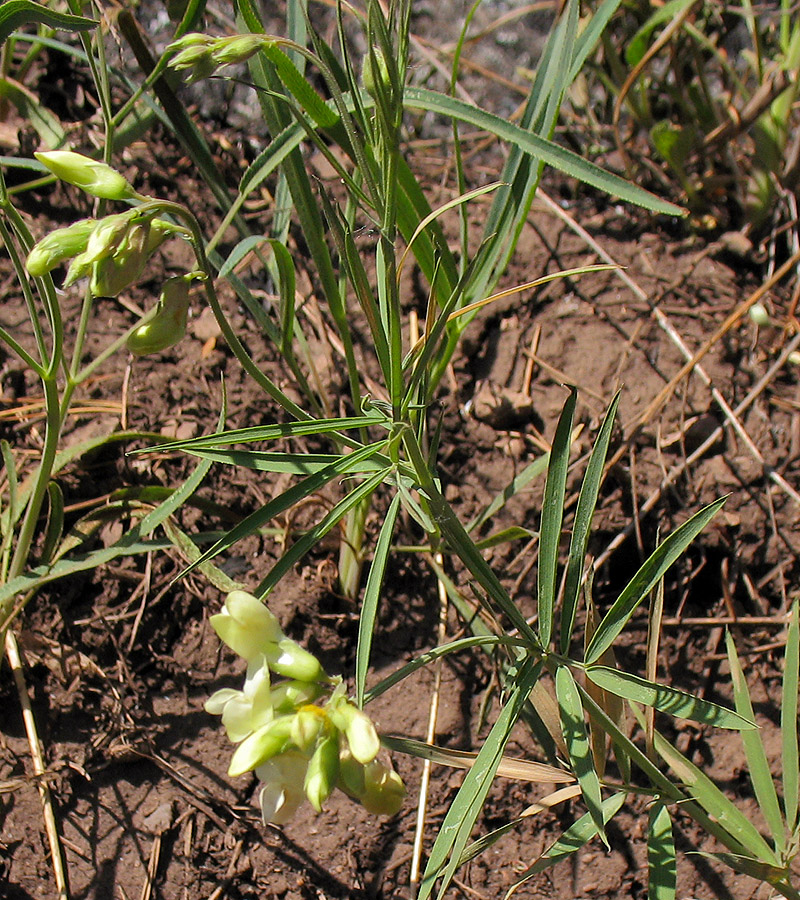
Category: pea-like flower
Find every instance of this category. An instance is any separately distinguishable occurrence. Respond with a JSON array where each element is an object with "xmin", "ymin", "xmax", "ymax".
[
  {"xmin": 126, "ymin": 275, "xmax": 192, "ymax": 356},
  {"xmin": 204, "ymin": 658, "xmax": 273, "ymax": 743},
  {"xmin": 257, "ymin": 752, "xmax": 308, "ymax": 825},
  {"xmin": 26, "ymin": 218, "xmax": 97, "ymax": 277}
]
